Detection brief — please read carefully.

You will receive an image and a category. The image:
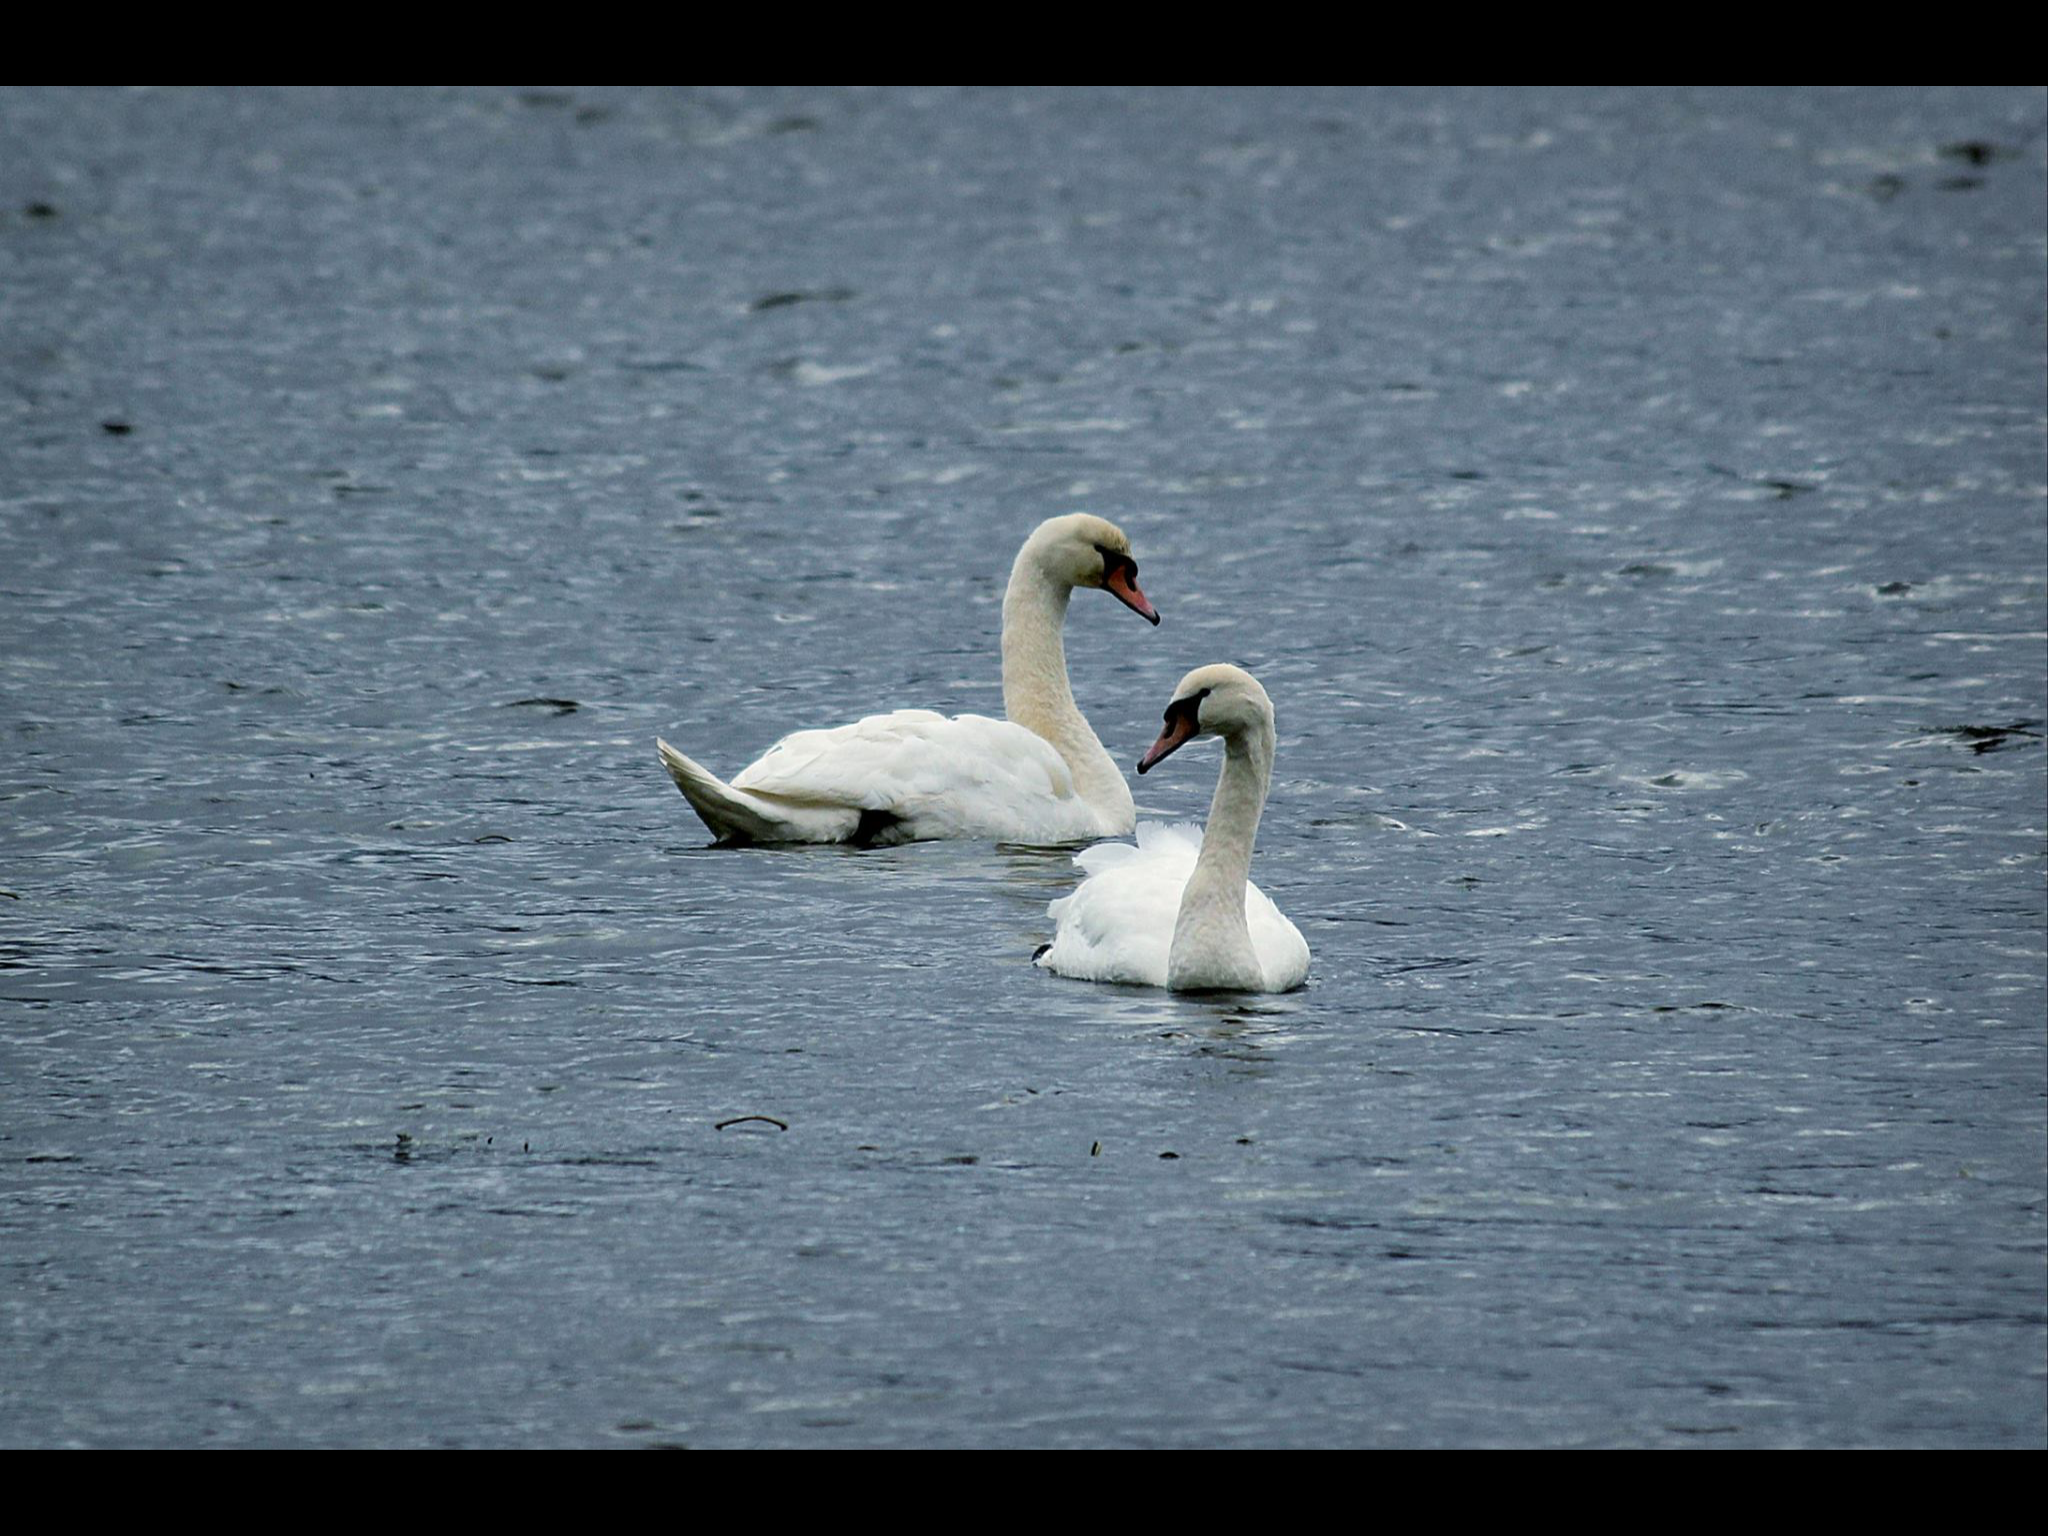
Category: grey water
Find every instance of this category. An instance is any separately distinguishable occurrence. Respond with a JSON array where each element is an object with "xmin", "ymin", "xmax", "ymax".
[{"xmin": 2, "ymin": 86, "xmax": 2043, "ymax": 1448}]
